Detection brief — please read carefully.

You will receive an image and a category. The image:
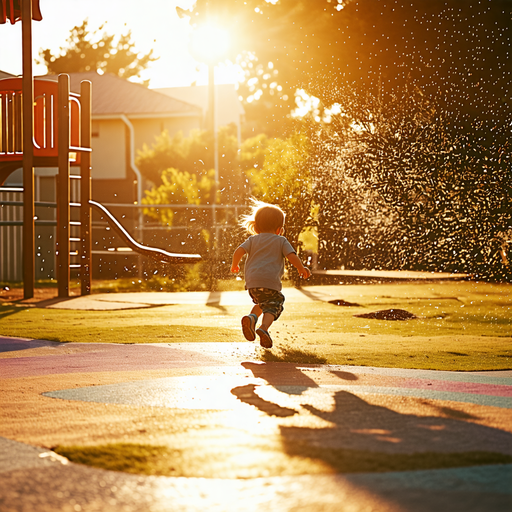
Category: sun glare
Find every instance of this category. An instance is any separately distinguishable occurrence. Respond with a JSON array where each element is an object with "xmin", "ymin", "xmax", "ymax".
[{"xmin": 190, "ymin": 24, "xmax": 230, "ymax": 65}]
